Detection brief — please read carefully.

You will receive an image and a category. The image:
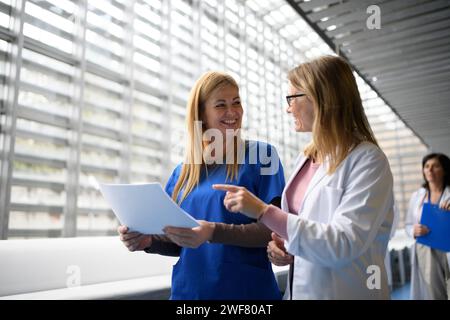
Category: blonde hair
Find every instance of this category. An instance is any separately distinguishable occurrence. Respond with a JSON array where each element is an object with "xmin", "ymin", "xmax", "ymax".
[
  {"xmin": 172, "ymin": 71, "xmax": 242, "ymax": 204},
  {"xmin": 288, "ymin": 55, "xmax": 378, "ymax": 174}
]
